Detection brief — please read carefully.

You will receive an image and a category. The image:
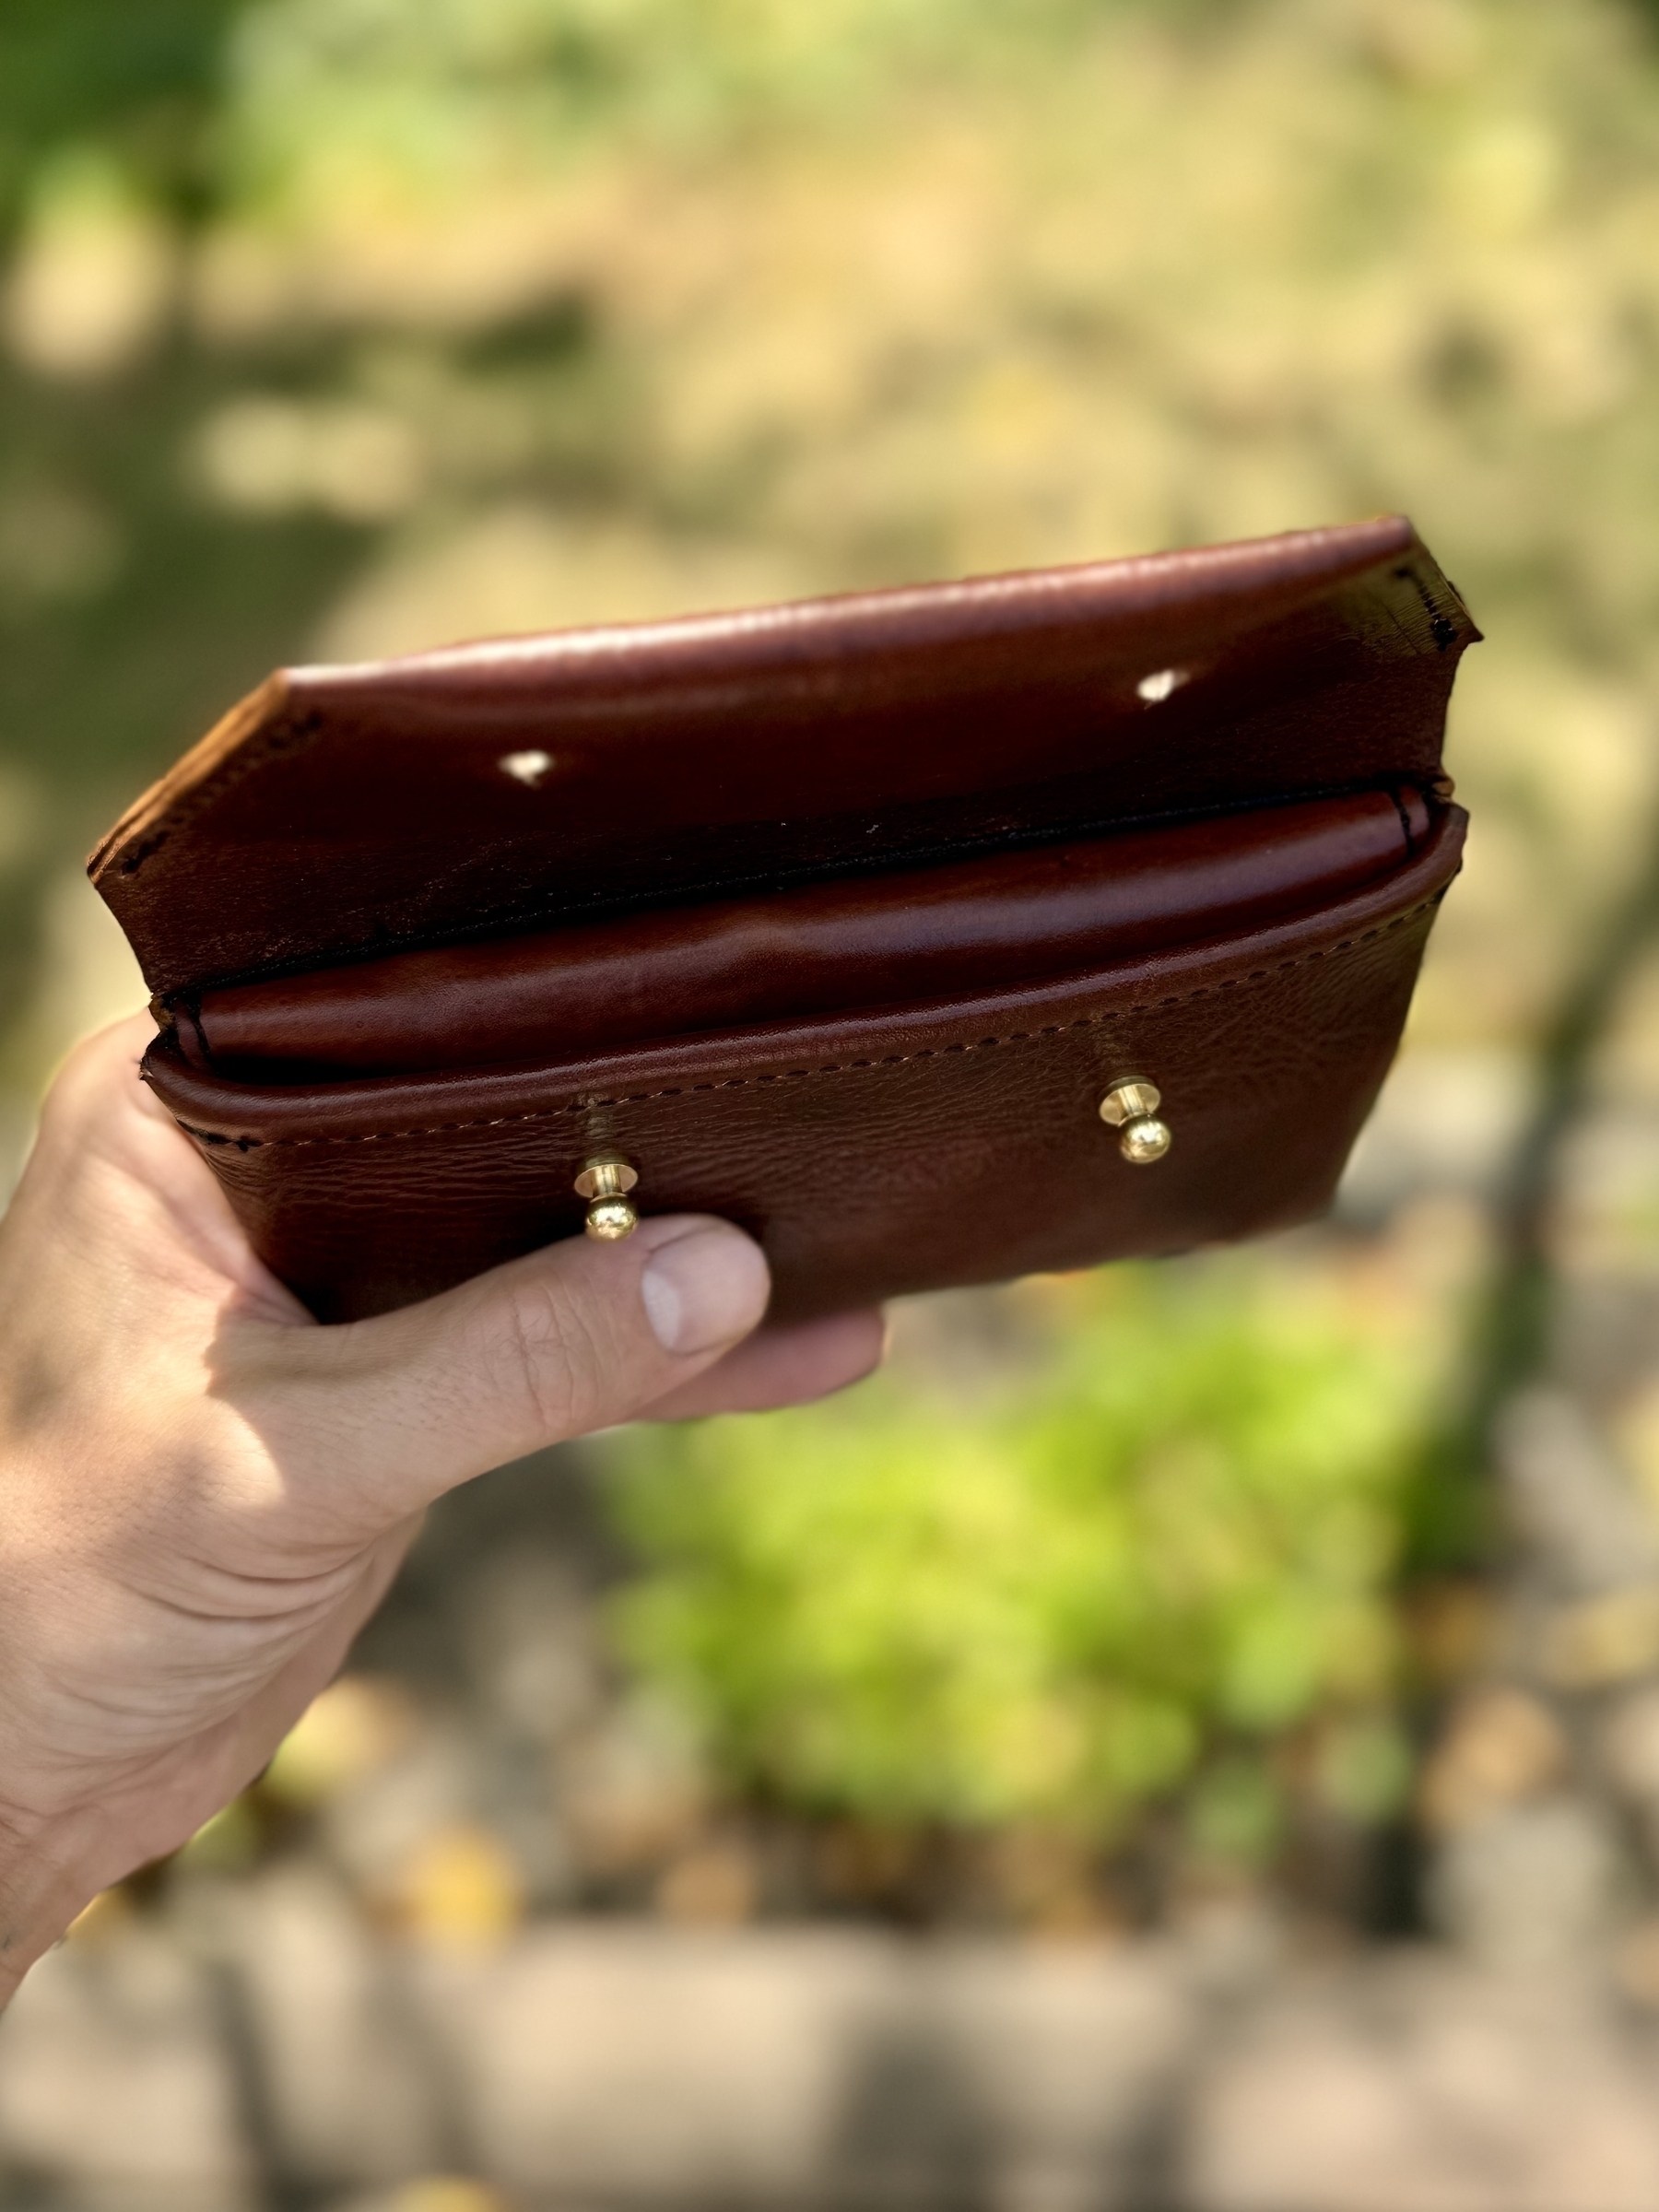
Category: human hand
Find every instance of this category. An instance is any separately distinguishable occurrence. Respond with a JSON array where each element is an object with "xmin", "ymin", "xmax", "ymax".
[{"xmin": 0, "ymin": 1014, "xmax": 883, "ymax": 2001}]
